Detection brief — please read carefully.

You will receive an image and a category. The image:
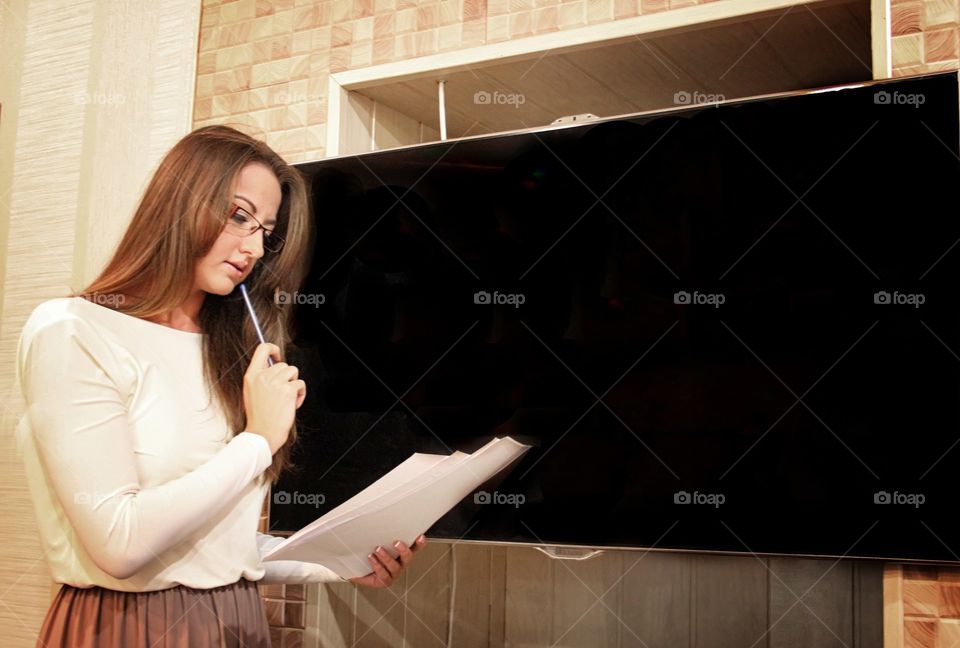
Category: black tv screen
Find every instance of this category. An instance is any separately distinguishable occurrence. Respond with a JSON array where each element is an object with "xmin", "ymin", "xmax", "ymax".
[{"xmin": 272, "ymin": 72, "xmax": 960, "ymax": 563}]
